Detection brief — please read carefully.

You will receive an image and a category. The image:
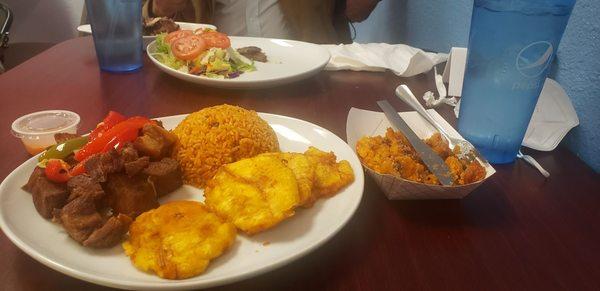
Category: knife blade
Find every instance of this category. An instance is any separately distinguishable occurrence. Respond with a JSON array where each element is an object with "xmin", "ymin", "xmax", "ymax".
[{"xmin": 377, "ymin": 100, "xmax": 454, "ymax": 186}]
